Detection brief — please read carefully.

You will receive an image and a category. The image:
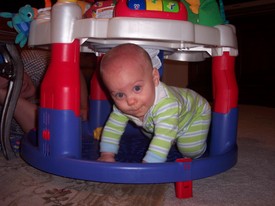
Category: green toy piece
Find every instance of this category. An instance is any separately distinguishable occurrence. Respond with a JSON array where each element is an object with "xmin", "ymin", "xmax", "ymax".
[
  {"xmin": 0, "ymin": 4, "xmax": 35, "ymax": 47},
  {"xmin": 181, "ymin": 0, "xmax": 225, "ymax": 26}
]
